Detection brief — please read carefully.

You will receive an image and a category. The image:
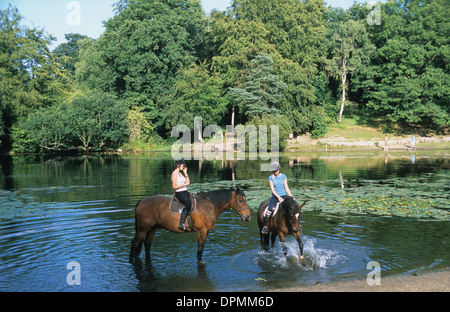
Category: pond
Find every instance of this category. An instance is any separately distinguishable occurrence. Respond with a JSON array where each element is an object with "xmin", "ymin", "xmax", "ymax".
[{"xmin": 0, "ymin": 151, "xmax": 448, "ymax": 291}]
